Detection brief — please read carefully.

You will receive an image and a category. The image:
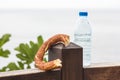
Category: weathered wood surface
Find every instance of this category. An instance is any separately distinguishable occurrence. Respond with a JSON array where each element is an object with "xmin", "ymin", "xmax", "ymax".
[
  {"xmin": 84, "ymin": 63, "xmax": 120, "ymax": 80},
  {"xmin": 0, "ymin": 68, "xmax": 61, "ymax": 80},
  {"xmin": 49, "ymin": 42, "xmax": 83, "ymax": 80}
]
